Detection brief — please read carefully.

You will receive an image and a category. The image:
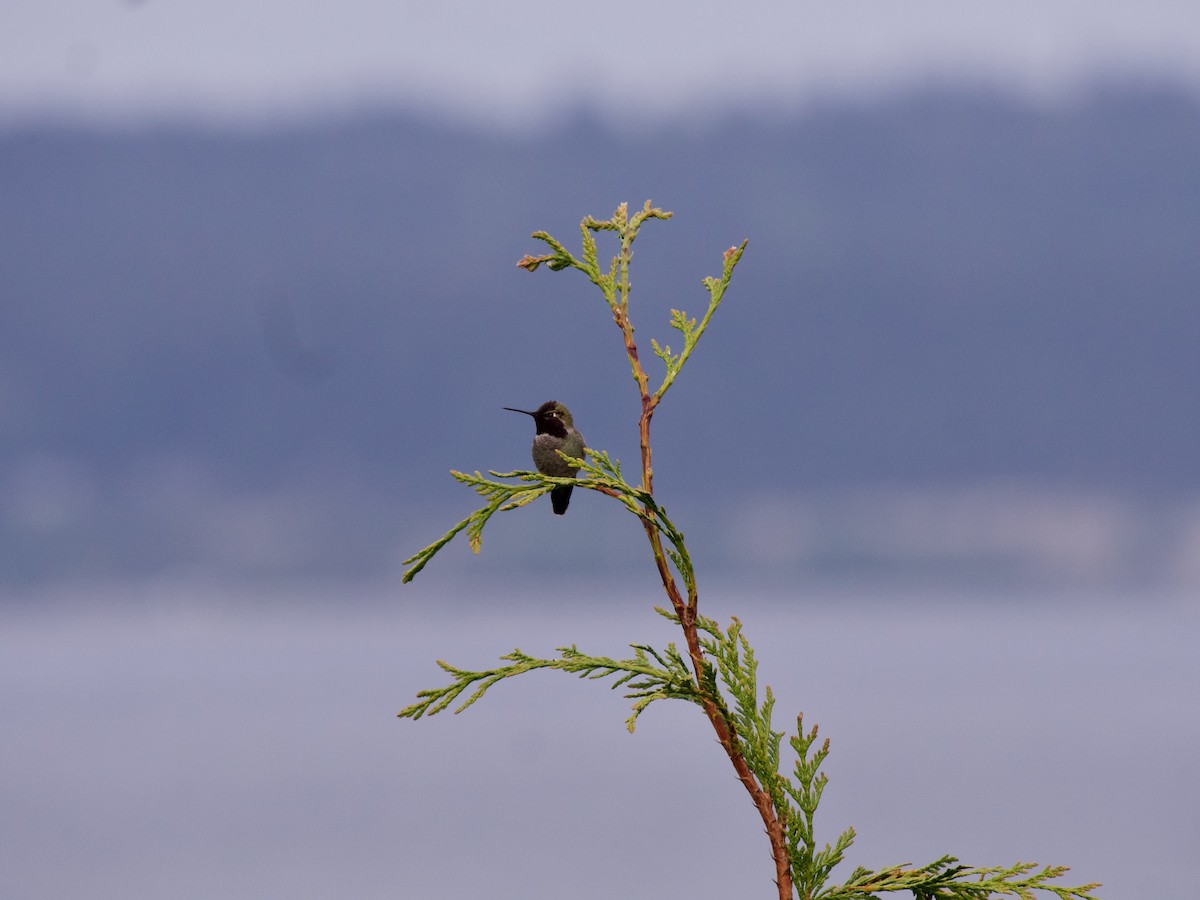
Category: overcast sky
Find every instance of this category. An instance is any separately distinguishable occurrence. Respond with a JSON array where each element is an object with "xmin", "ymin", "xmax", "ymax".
[{"xmin": 3, "ymin": 0, "xmax": 1200, "ymax": 127}]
